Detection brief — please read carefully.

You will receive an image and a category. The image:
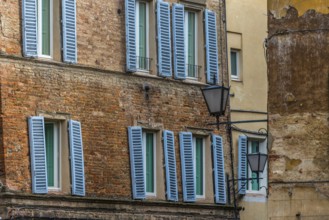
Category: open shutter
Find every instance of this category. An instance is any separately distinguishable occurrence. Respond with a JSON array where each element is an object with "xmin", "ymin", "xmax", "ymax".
[
  {"xmin": 212, "ymin": 135, "xmax": 226, "ymax": 204},
  {"xmin": 125, "ymin": 0, "xmax": 137, "ymax": 72},
  {"xmin": 22, "ymin": 0, "xmax": 38, "ymax": 57},
  {"xmin": 157, "ymin": 0, "xmax": 172, "ymax": 77},
  {"xmin": 205, "ymin": 10, "xmax": 219, "ymax": 84},
  {"xmin": 172, "ymin": 4, "xmax": 186, "ymax": 79},
  {"xmin": 62, "ymin": 0, "xmax": 77, "ymax": 63},
  {"xmin": 179, "ymin": 132, "xmax": 195, "ymax": 202},
  {"xmin": 68, "ymin": 120, "xmax": 85, "ymax": 196},
  {"xmin": 28, "ymin": 116, "xmax": 48, "ymax": 194},
  {"xmin": 163, "ymin": 130, "xmax": 178, "ymax": 201},
  {"xmin": 238, "ymin": 135, "xmax": 247, "ymax": 195},
  {"xmin": 128, "ymin": 126, "xmax": 145, "ymax": 199}
]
